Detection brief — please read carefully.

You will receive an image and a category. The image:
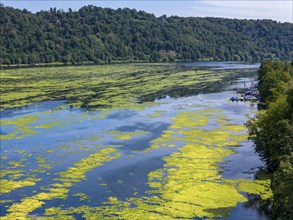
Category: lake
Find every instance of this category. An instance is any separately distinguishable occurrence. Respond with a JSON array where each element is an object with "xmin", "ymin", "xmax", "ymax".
[{"xmin": 0, "ymin": 62, "xmax": 271, "ymax": 219}]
